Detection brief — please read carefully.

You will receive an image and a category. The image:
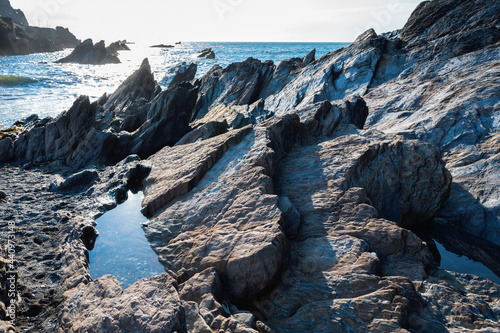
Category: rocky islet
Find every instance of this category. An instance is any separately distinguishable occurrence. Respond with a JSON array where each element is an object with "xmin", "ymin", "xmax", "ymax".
[{"xmin": 0, "ymin": 0, "xmax": 500, "ymax": 332}]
